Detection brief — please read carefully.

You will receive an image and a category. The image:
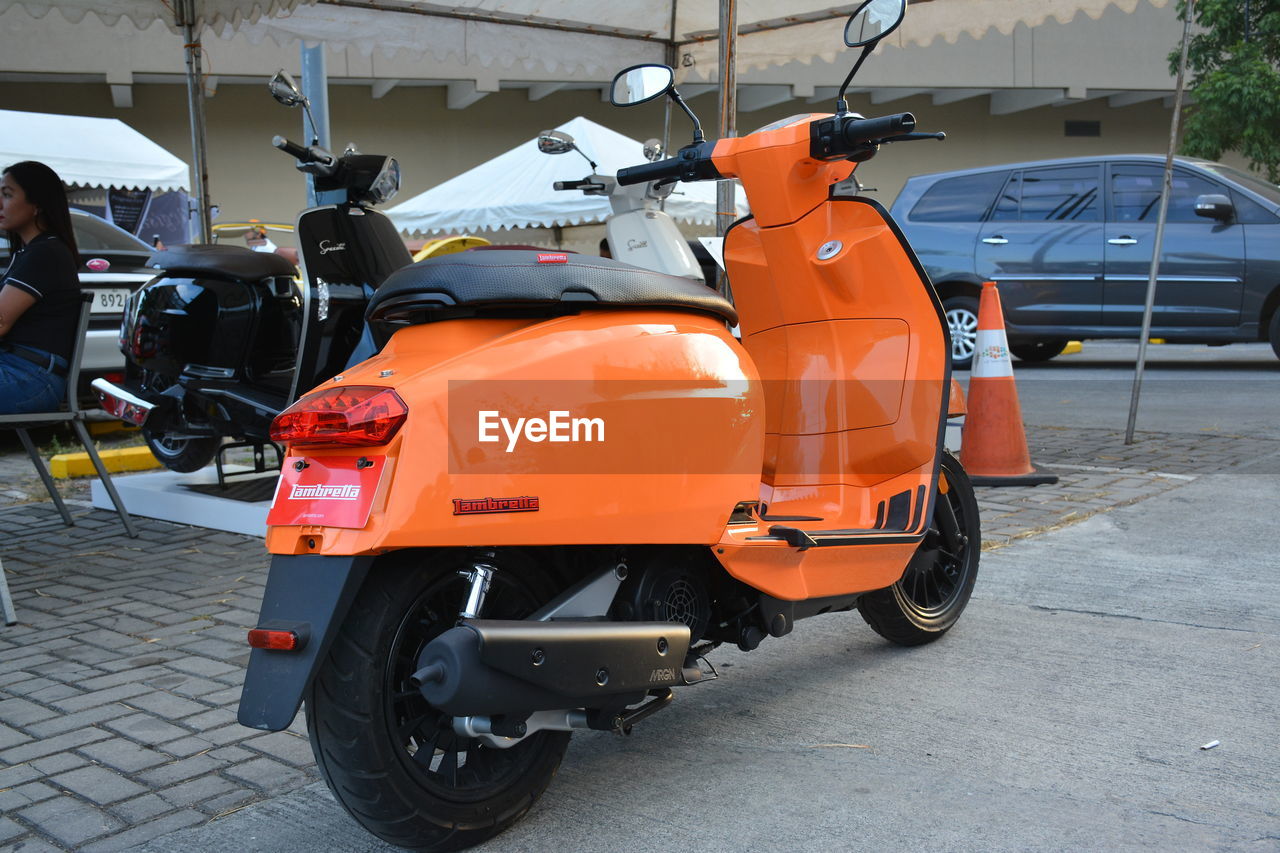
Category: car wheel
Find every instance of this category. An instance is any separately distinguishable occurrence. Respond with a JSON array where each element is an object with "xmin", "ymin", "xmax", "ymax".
[
  {"xmin": 943, "ymin": 295, "xmax": 980, "ymax": 371},
  {"xmin": 1009, "ymin": 339, "xmax": 1068, "ymax": 363},
  {"xmin": 1269, "ymin": 309, "xmax": 1280, "ymax": 361}
]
